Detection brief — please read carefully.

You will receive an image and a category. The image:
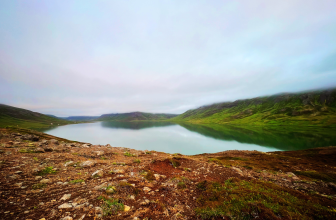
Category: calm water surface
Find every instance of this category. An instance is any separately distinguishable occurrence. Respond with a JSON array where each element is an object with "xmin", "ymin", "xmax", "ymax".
[{"xmin": 40, "ymin": 121, "xmax": 336, "ymax": 155}]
